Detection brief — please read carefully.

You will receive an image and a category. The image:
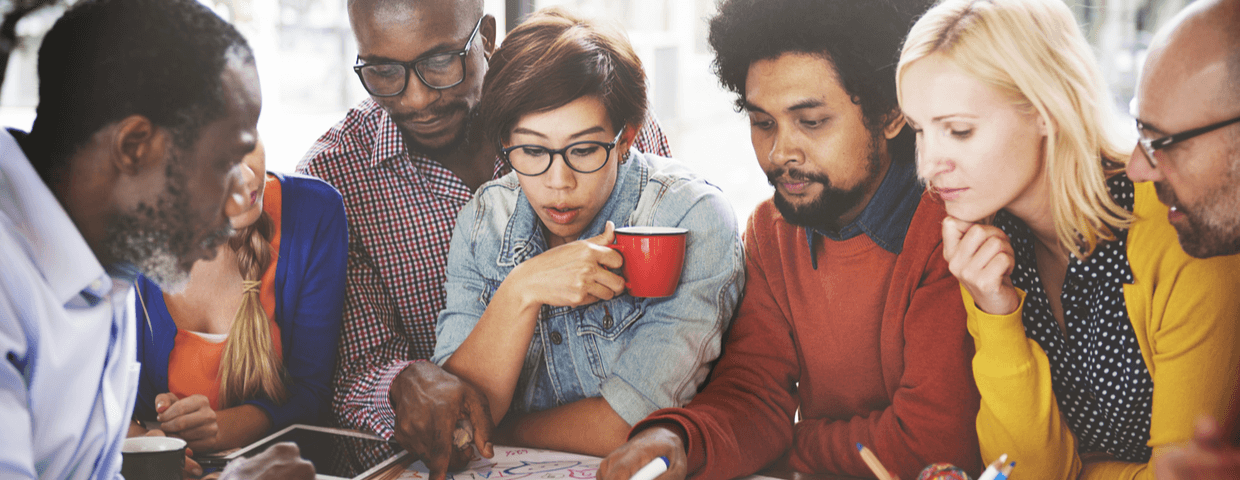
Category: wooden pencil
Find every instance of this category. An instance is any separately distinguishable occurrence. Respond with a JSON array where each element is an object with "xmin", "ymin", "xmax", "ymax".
[{"xmin": 856, "ymin": 443, "xmax": 896, "ymax": 480}]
